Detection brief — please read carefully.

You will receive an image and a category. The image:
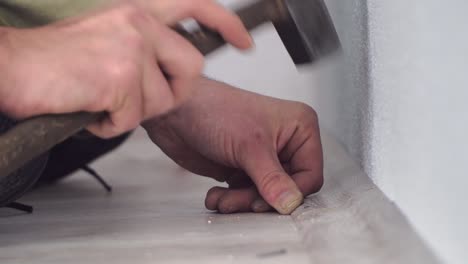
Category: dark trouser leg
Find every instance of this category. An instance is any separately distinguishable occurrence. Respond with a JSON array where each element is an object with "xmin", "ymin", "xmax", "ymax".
[
  {"xmin": 38, "ymin": 132, "xmax": 131, "ymax": 185},
  {"xmin": 0, "ymin": 114, "xmax": 48, "ymax": 208},
  {"xmin": 1, "ymin": 112, "xmax": 130, "ymax": 209}
]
